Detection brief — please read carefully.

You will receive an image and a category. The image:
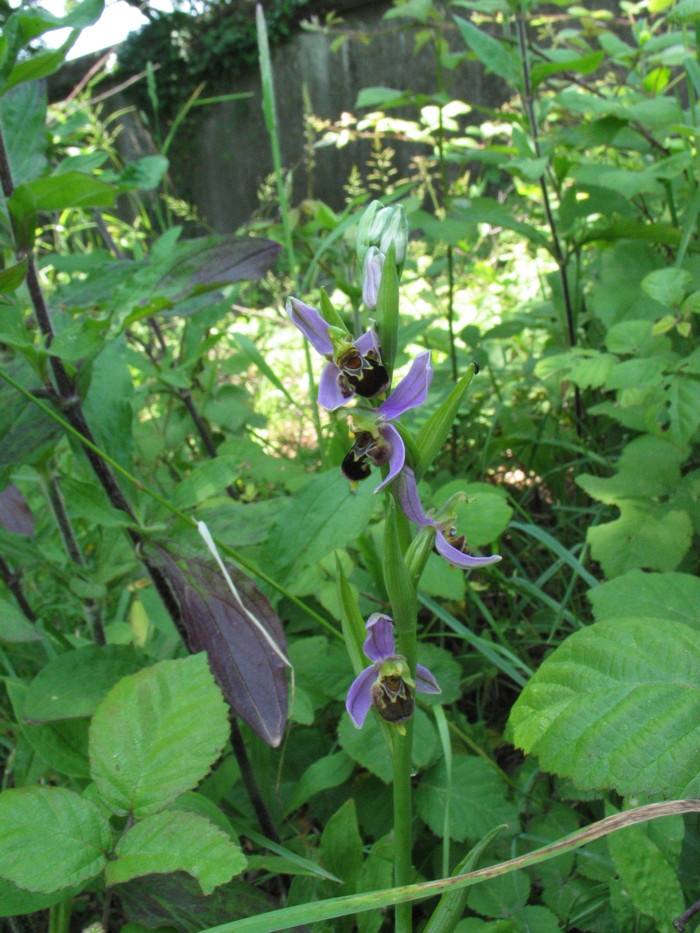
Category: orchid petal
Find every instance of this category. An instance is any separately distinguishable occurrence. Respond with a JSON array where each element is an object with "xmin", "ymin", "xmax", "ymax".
[
  {"xmin": 287, "ymin": 298, "xmax": 334, "ymax": 356},
  {"xmin": 374, "ymin": 423, "xmax": 405, "ymax": 493},
  {"xmin": 435, "ymin": 529, "xmax": 502, "ymax": 569},
  {"xmin": 355, "ymin": 324, "xmax": 382, "ymax": 358},
  {"xmin": 377, "ymin": 350, "xmax": 432, "ymax": 420},
  {"xmin": 346, "ymin": 665, "xmax": 377, "ymax": 728},
  {"xmin": 318, "ymin": 362, "xmax": 353, "ymax": 410},
  {"xmin": 416, "ymin": 664, "xmax": 441, "ymax": 695},
  {"xmin": 394, "ymin": 467, "xmax": 434, "ymax": 527},
  {"xmin": 363, "ymin": 612, "xmax": 396, "ymax": 661}
]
